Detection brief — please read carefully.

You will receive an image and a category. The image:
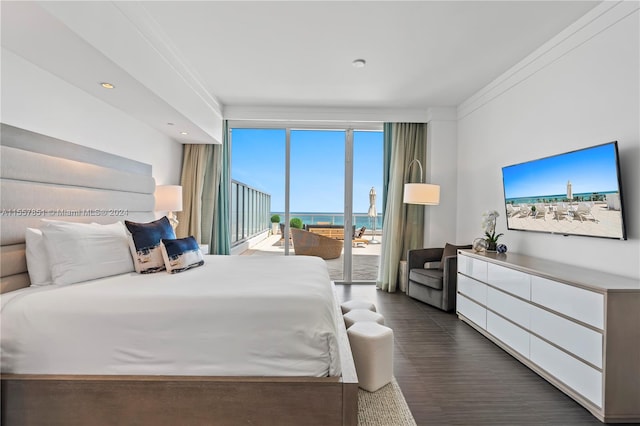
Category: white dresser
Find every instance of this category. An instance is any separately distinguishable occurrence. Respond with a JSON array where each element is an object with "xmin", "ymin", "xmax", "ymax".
[{"xmin": 456, "ymin": 250, "xmax": 640, "ymax": 423}]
